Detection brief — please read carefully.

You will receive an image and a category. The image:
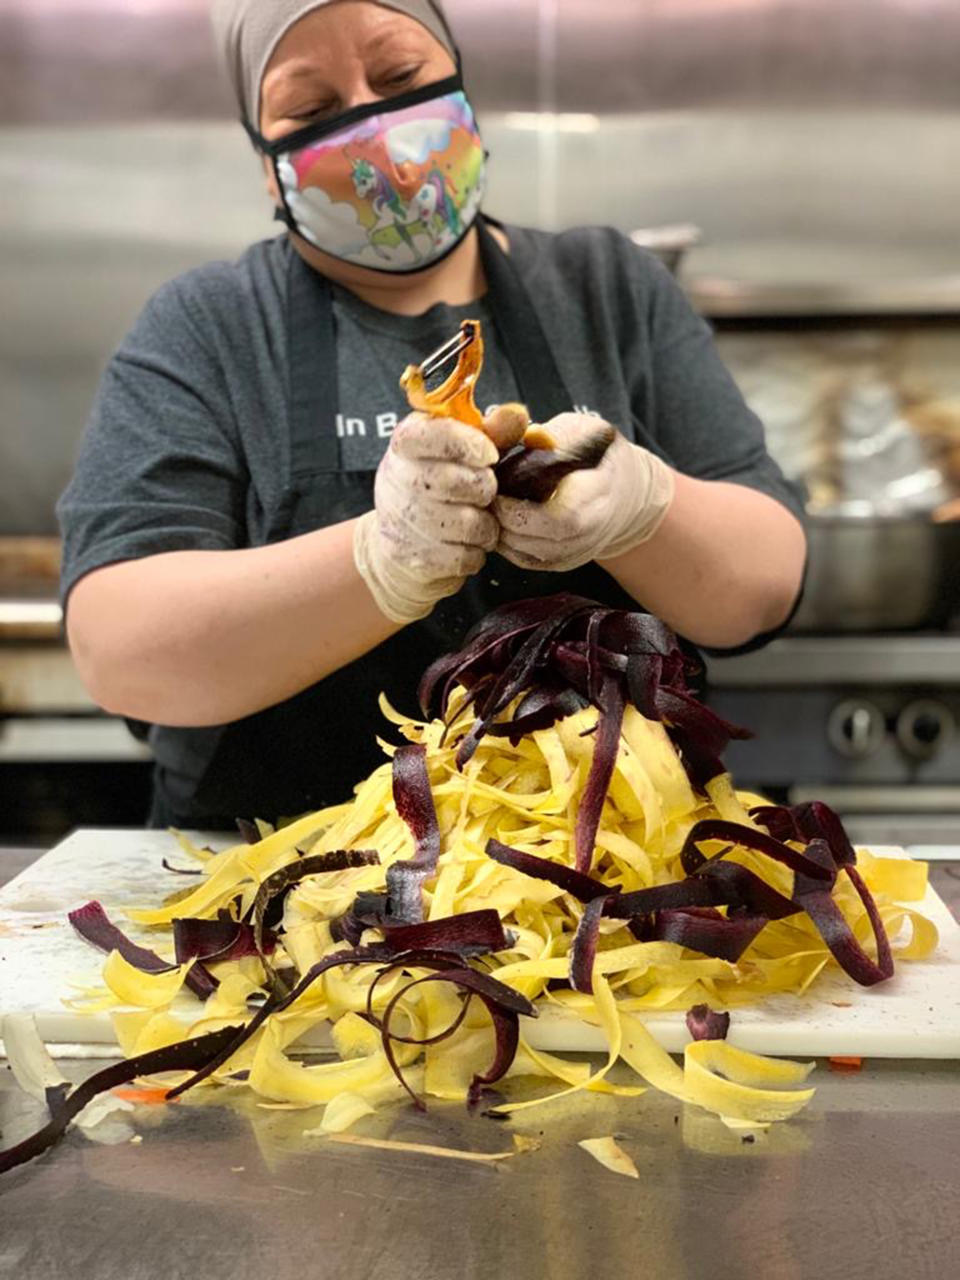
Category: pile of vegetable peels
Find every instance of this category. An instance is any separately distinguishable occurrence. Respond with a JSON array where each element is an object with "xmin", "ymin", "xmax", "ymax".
[{"xmin": 0, "ymin": 595, "xmax": 938, "ymax": 1173}]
